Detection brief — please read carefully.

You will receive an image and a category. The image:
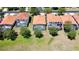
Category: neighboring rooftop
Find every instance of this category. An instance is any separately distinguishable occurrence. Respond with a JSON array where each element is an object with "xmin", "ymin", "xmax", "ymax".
[
  {"xmin": 33, "ymin": 15, "xmax": 46, "ymax": 24},
  {"xmin": 0, "ymin": 15, "xmax": 16, "ymax": 25},
  {"xmin": 16, "ymin": 12, "xmax": 29, "ymax": 20},
  {"xmin": 47, "ymin": 13, "xmax": 62, "ymax": 23},
  {"xmin": 72, "ymin": 15, "xmax": 79, "ymax": 24},
  {"xmin": 60, "ymin": 15, "xmax": 77, "ymax": 24}
]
